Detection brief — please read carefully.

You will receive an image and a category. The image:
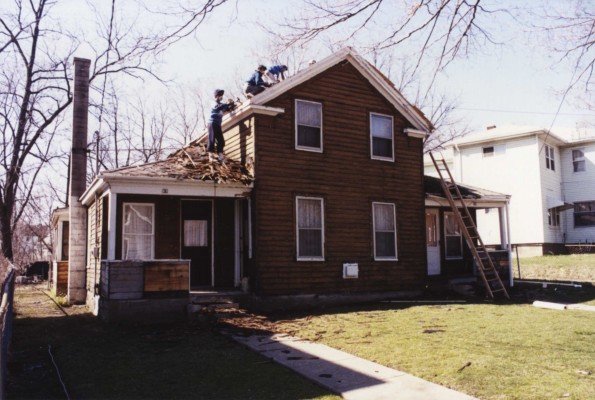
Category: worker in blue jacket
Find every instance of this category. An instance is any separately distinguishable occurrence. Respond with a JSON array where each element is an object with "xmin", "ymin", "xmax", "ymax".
[
  {"xmin": 208, "ymin": 89, "xmax": 236, "ymax": 161},
  {"xmin": 265, "ymin": 64, "xmax": 288, "ymax": 84},
  {"xmin": 244, "ymin": 65, "xmax": 271, "ymax": 98}
]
